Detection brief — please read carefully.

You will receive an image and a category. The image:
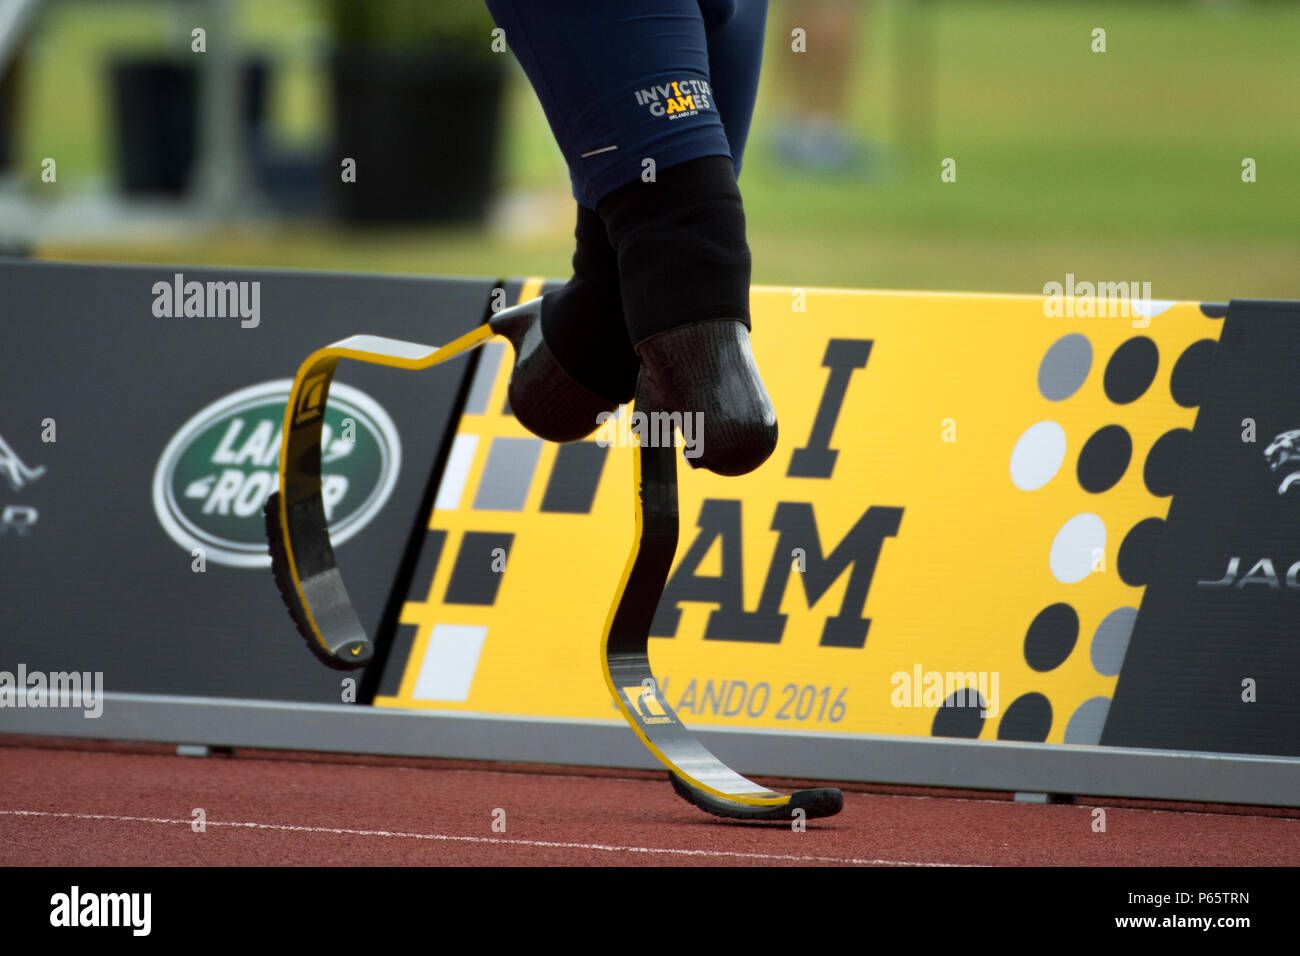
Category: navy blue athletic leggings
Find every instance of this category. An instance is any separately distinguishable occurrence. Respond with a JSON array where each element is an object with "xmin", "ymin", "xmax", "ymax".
[
  {"xmin": 484, "ymin": 0, "xmax": 767, "ymax": 207},
  {"xmin": 484, "ymin": 0, "xmax": 769, "ymax": 404}
]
